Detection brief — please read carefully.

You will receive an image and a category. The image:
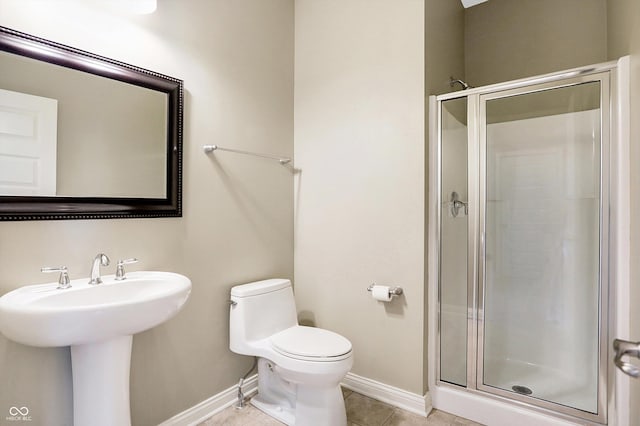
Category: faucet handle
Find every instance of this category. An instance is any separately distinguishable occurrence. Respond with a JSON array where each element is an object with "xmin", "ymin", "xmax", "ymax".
[
  {"xmin": 41, "ymin": 266, "xmax": 71, "ymax": 289},
  {"xmin": 115, "ymin": 258, "xmax": 138, "ymax": 281}
]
